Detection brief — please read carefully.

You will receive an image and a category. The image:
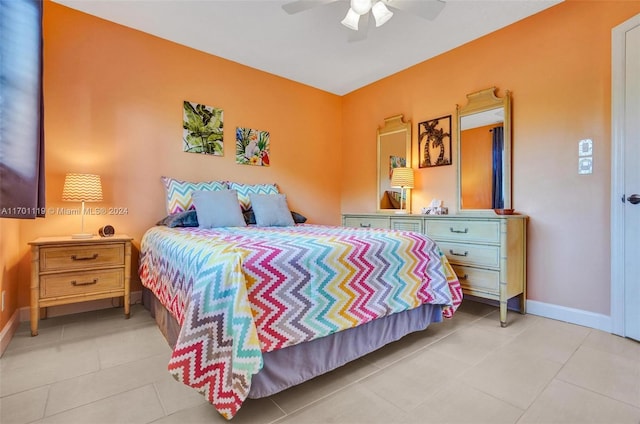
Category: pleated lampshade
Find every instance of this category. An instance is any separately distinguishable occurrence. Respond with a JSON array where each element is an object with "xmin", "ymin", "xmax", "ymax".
[
  {"xmin": 390, "ymin": 167, "xmax": 414, "ymax": 188},
  {"xmin": 62, "ymin": 173, "xmax": 103, "ymax": 202}
]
